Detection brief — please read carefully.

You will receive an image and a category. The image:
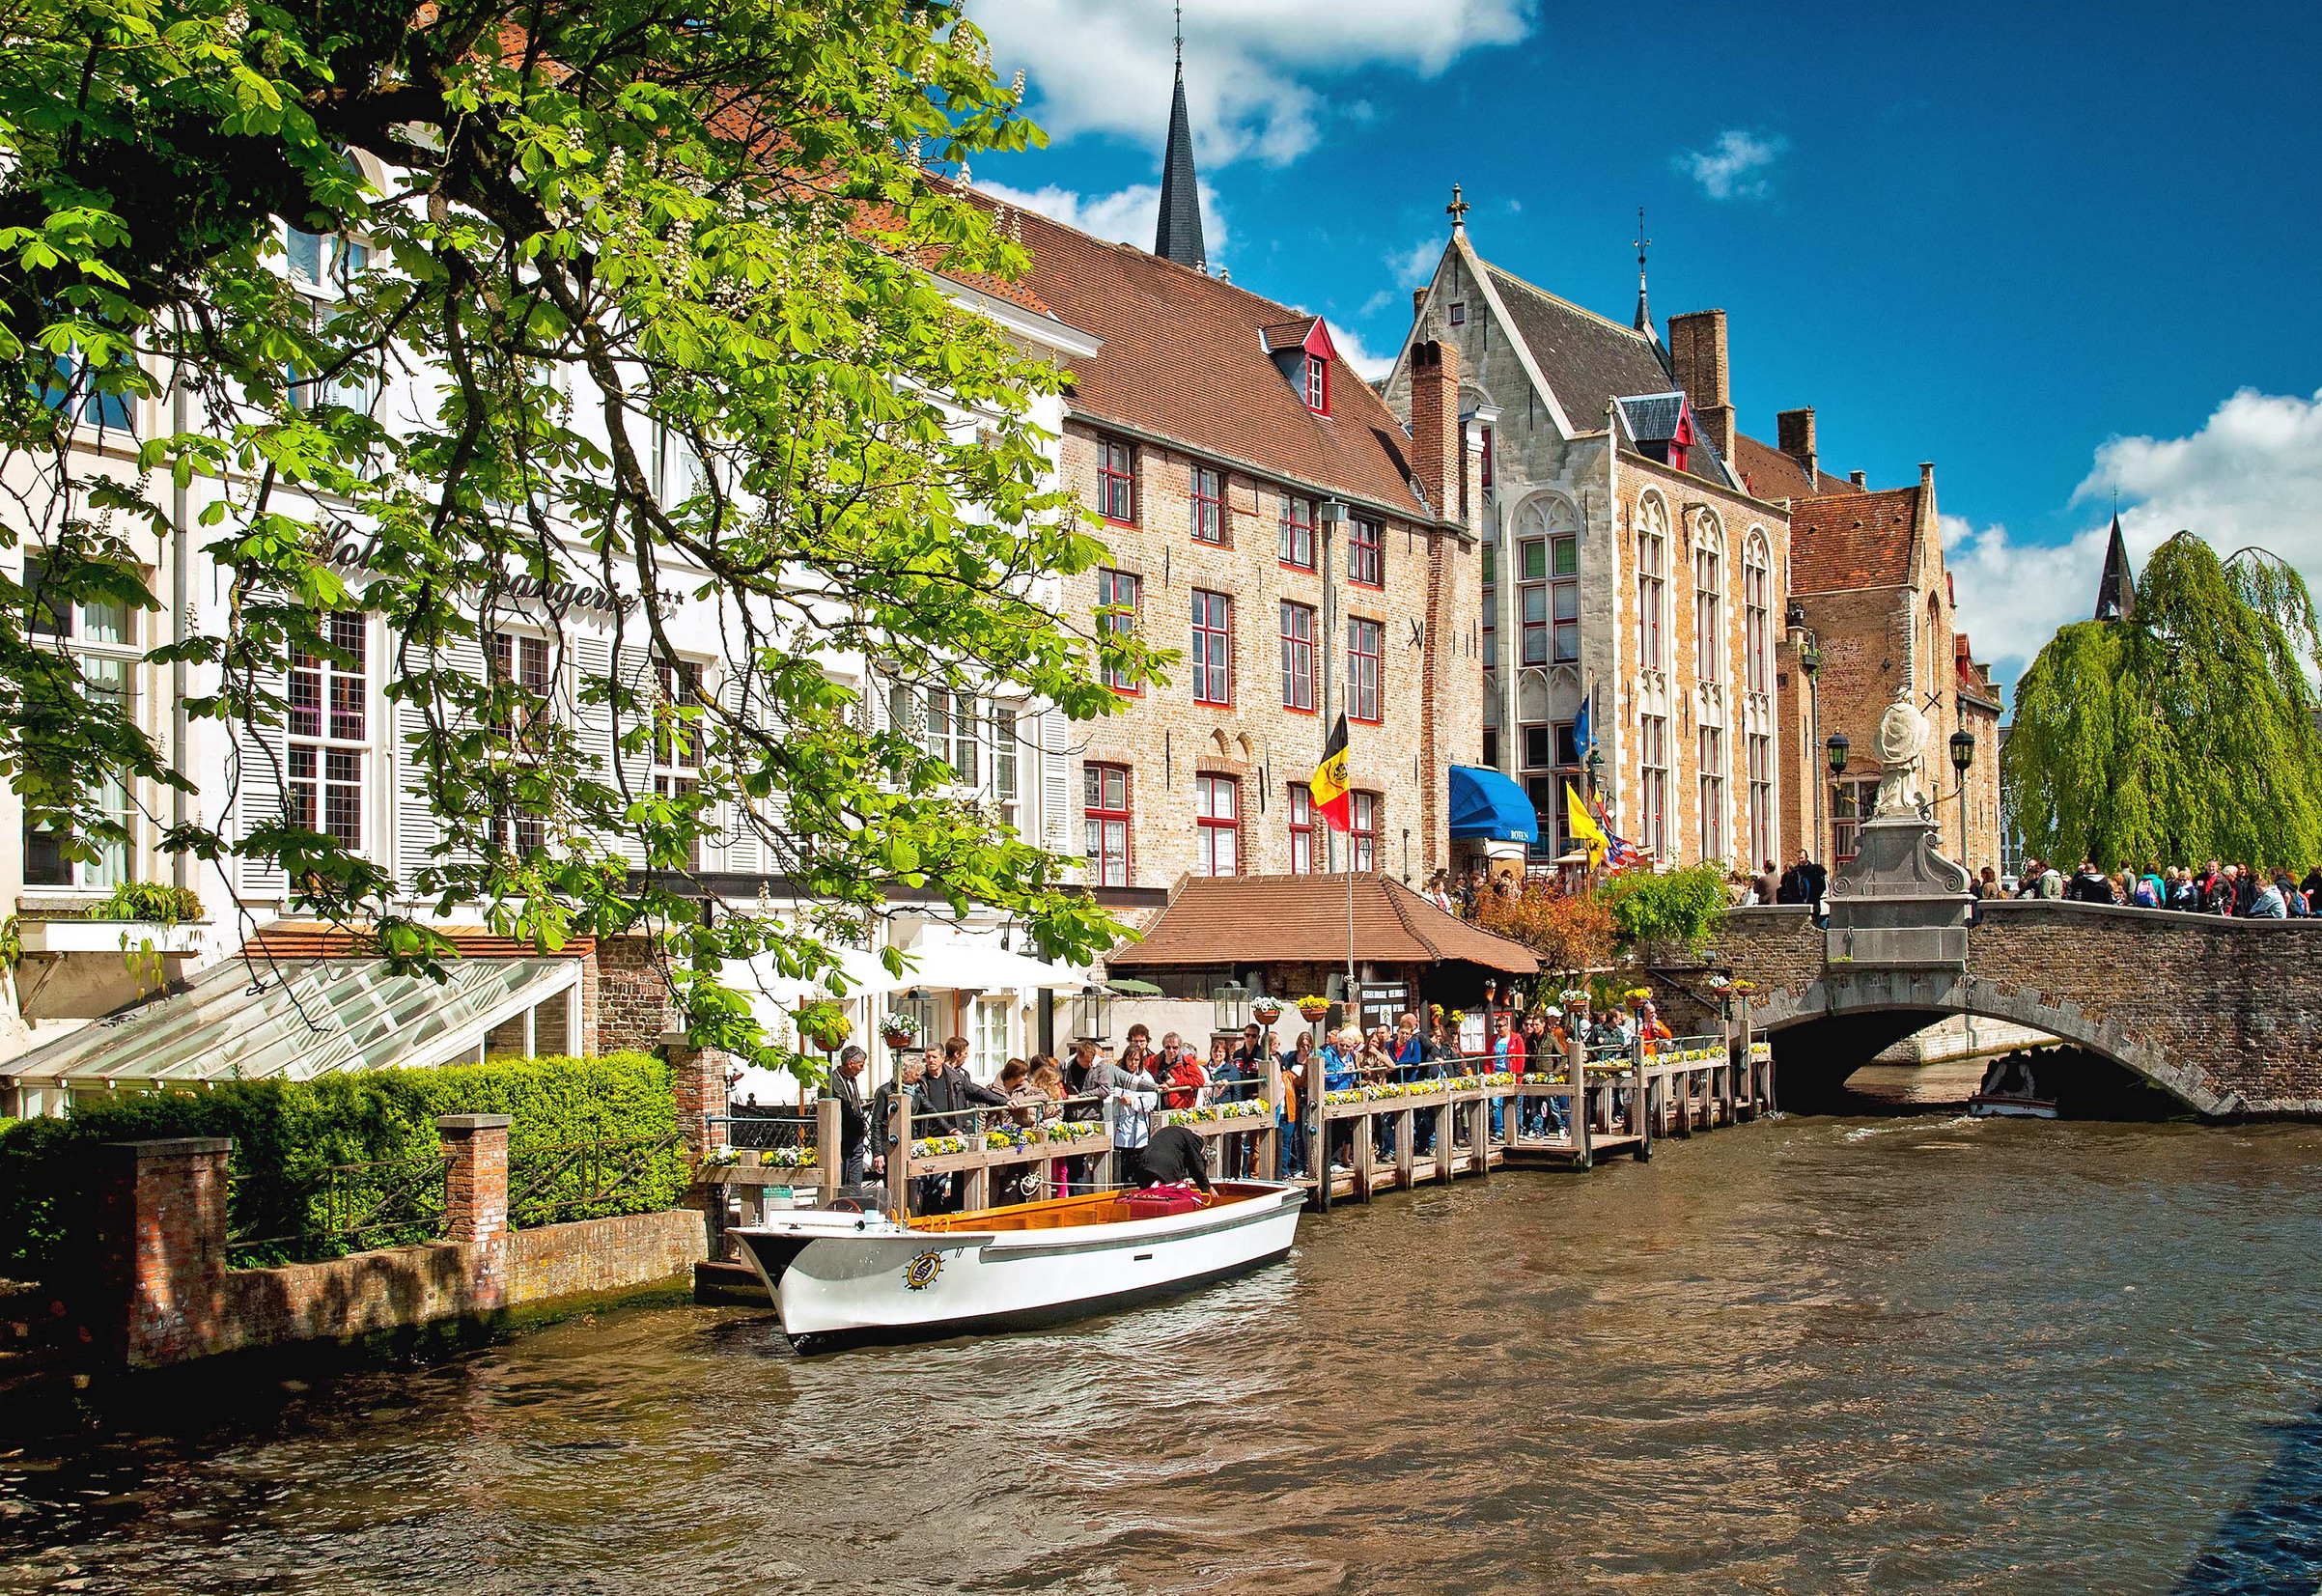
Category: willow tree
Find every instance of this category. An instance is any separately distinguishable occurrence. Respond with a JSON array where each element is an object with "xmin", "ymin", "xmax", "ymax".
[
  {"xmin": 0, "ymin": 0, "xmax": 1161, "ymax": 1072},
  {"xmin": 2004, "ymin": 531, "xmax": 2322, "ymax": 869}
]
